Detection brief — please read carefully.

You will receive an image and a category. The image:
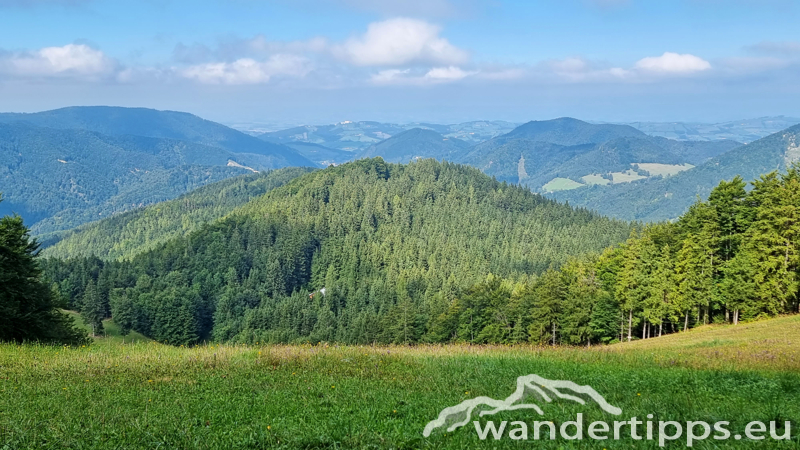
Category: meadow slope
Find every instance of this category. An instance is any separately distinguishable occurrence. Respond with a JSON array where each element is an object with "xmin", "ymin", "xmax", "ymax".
[{"xmin": 1, "ymin": 316, "xmax": 798, "ymax": 449}]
